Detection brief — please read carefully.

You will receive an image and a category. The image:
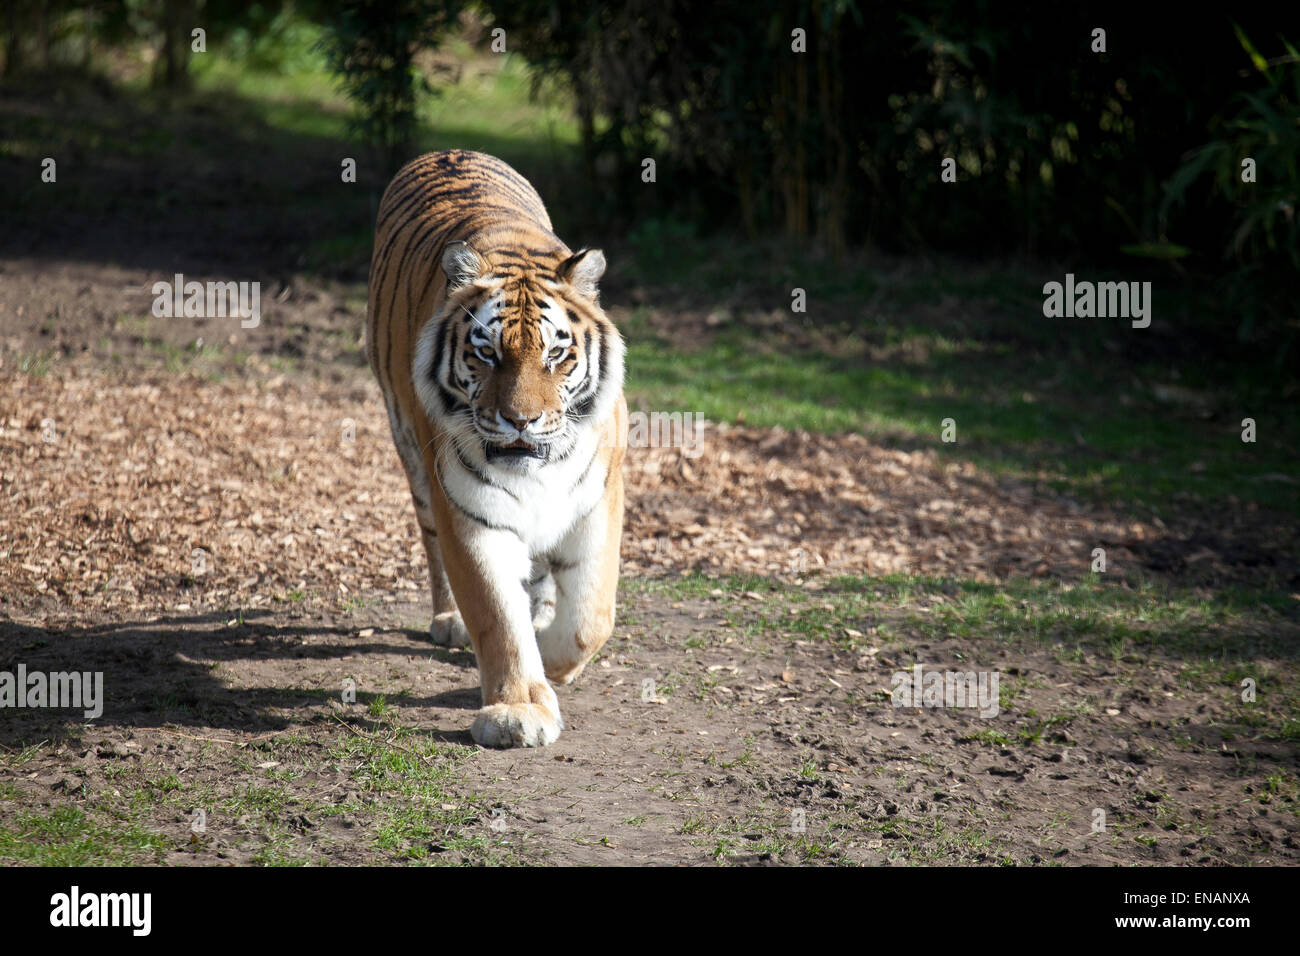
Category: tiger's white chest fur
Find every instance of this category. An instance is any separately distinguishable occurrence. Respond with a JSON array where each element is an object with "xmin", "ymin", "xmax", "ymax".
[{"xmin": 433, "ymin": 427, "xmax": 609, "ymax": 558}]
